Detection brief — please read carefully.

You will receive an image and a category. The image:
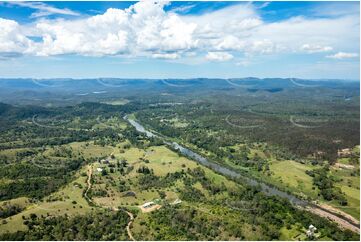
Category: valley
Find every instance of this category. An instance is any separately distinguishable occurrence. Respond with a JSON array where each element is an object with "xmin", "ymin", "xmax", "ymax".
[{"xmin": 0, "ymin": 78, "xmax": 359, "ymax": 240}]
